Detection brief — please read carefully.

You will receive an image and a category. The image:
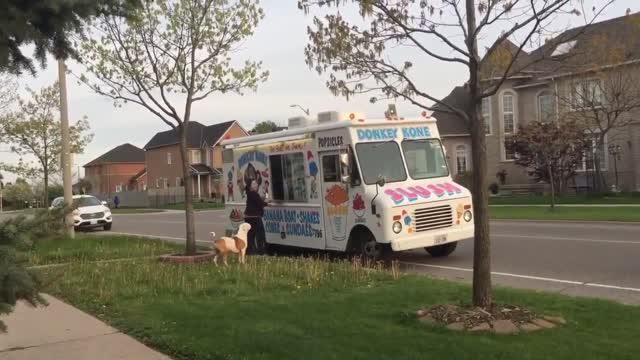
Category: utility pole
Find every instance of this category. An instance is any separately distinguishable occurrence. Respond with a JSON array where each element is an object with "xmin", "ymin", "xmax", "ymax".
[{"xmin": 58, "ymin": 59, "xmax": 75, "ymax": 238}]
